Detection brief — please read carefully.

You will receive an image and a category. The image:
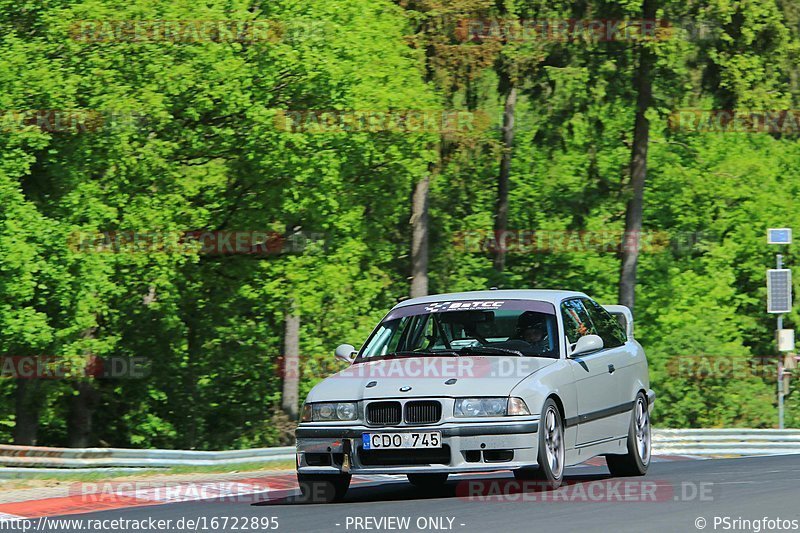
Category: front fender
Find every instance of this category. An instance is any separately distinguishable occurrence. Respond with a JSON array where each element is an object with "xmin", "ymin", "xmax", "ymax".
[{"xmin": 509, "ymin": 360, "xmax": 578, "ymax": 444}]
